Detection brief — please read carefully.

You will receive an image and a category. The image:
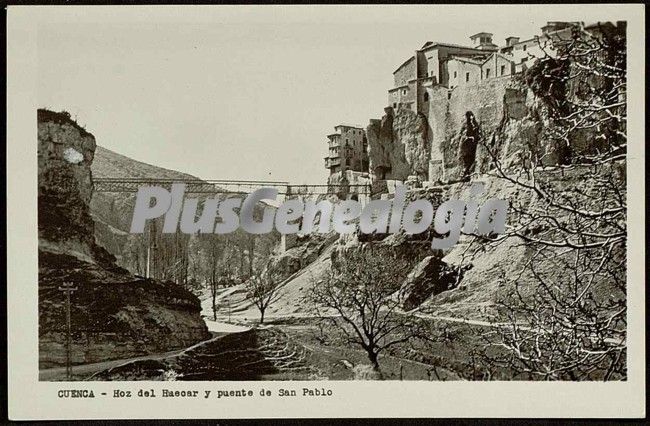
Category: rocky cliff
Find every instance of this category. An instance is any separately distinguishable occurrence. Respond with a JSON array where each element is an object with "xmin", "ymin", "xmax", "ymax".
[
  {"xmin": 366, "ymin": 106, "xmax": 430, "ymax": 182},
  {"xmin": 38, "ymin": 110, "xmax": 105, "ymax": 262},
  {"xmin": 38, "ymin": 110, "xmax": 209, "ymax": 369}
]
